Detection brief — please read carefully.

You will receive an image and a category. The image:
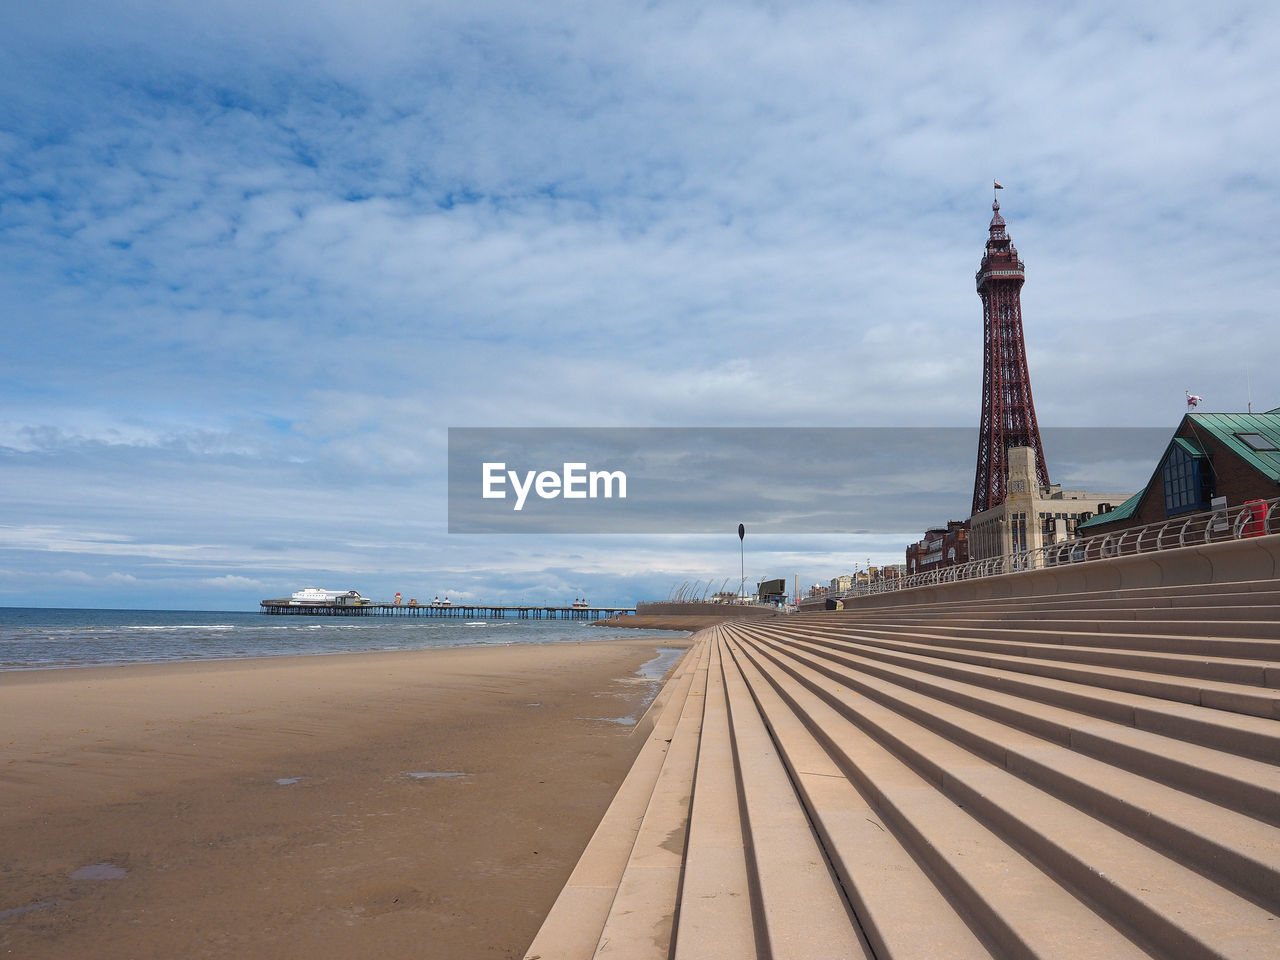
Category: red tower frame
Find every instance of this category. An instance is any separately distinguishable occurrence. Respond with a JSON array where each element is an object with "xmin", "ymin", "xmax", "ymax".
[{"xmin": 971, "ymin": 196, "xmax": 1049, "ymax": 515}]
